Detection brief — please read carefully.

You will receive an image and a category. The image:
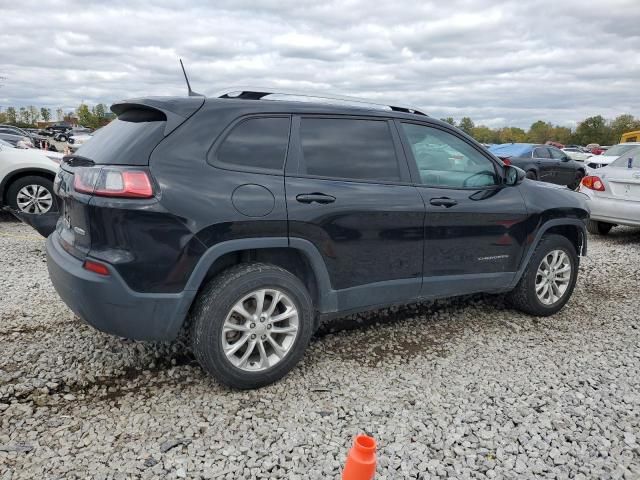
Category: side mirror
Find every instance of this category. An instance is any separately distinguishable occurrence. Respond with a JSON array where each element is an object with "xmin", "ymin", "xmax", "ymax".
[
  {"xmin": 504, "ymin": 165, "xmax": 526, "ymax": 186},
  {"xmin": 562, "ymin": 156, "xmax": 571, "ymax": 162}
]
